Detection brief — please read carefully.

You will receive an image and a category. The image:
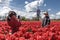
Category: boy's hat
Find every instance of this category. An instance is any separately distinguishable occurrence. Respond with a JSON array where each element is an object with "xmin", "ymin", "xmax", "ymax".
[{"xmin": 44, "ymin": 11, "xmax": 48, "ymax": 15}]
